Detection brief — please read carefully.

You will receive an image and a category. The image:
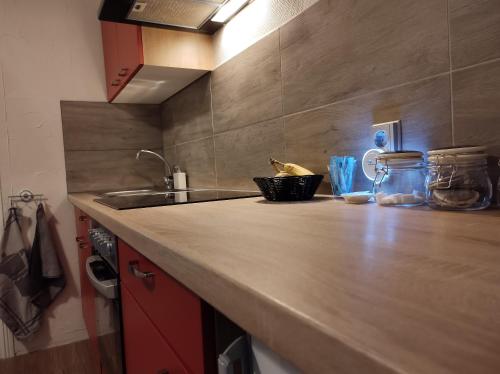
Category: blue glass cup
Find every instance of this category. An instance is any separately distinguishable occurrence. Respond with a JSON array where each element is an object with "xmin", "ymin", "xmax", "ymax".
[{"xmin": 329, "ymin": 156, "xmax": 357, "ymax": 196}]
